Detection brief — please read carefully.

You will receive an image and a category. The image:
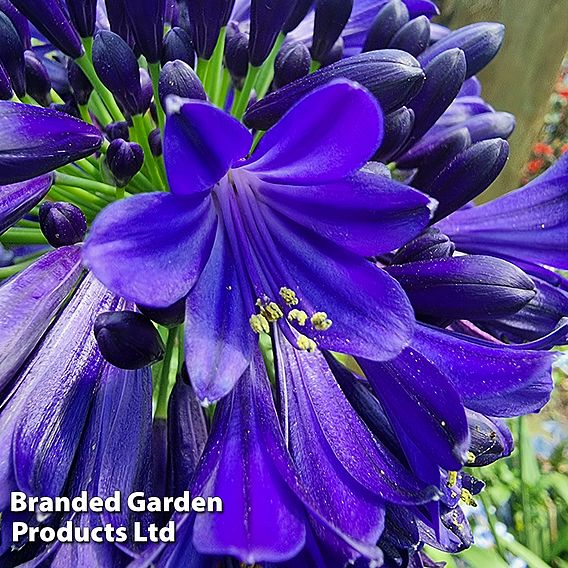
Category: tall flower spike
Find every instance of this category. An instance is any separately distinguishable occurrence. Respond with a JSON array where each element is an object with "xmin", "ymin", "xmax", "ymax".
[
  {"xmin": 9, "ymin": 0, "xmax": 83, "ymax": 59},
  {"xmin": 0, "ymin": 102, "xmax": 102, "ymax": 184}
]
